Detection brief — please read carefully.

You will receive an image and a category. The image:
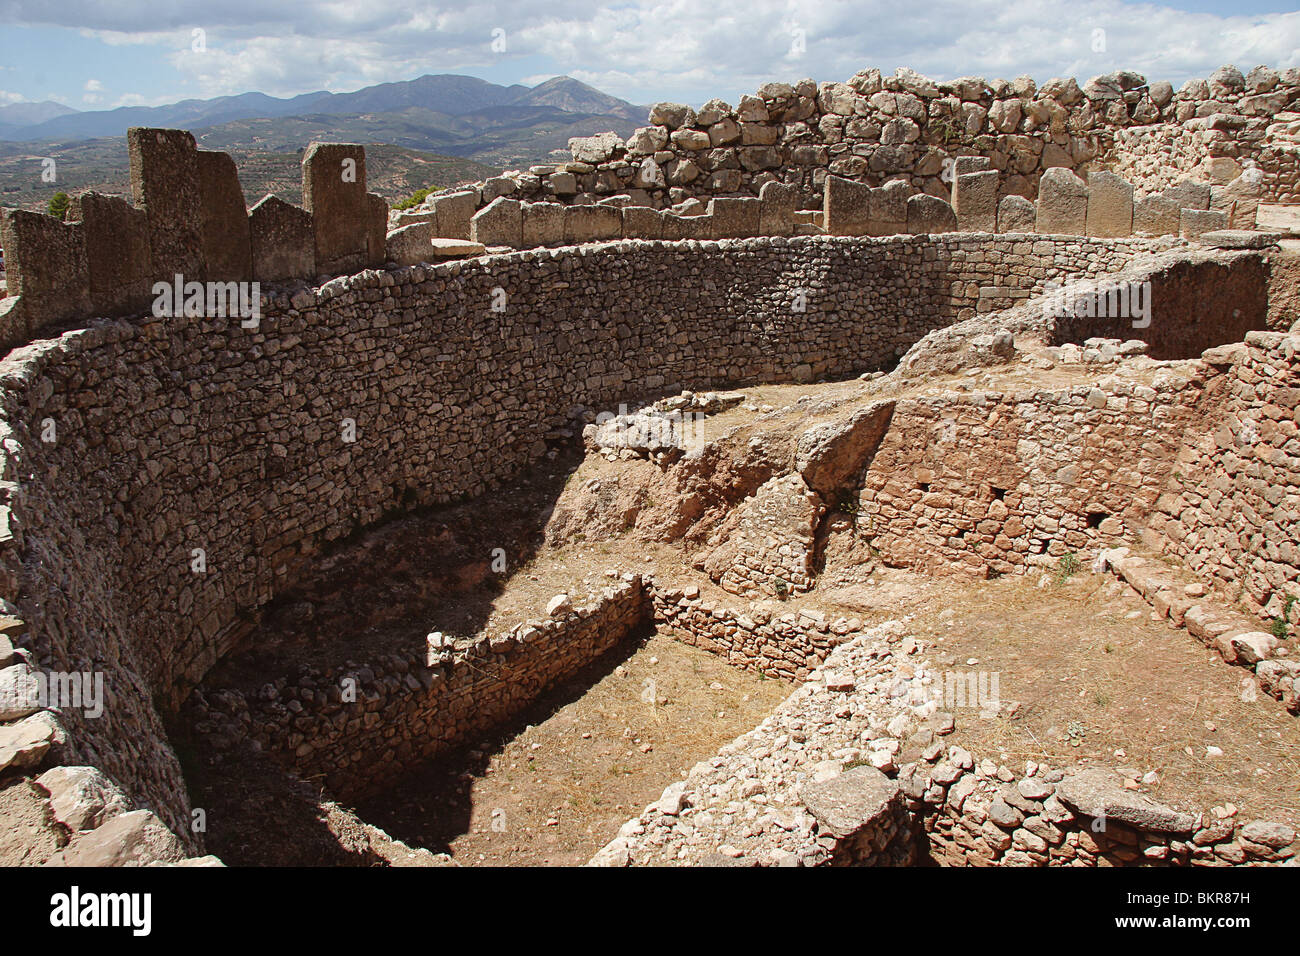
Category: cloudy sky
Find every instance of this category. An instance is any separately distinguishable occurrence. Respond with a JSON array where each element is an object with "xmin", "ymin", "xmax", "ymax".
[{"xmin": 1, "ymin": 0, "xmax": 1298, "ymax": 110}]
